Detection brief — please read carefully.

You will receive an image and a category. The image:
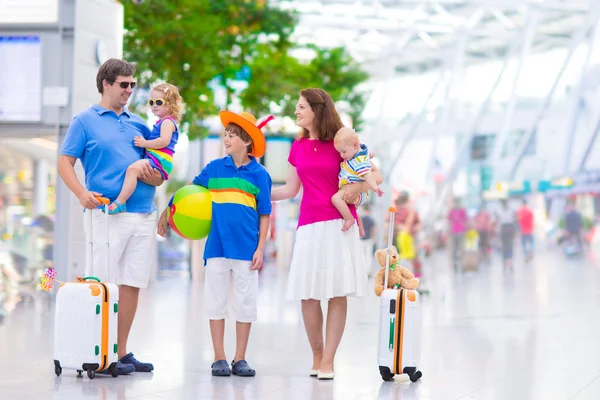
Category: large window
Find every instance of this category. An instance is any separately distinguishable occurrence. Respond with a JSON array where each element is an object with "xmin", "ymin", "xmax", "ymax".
[
  {"xmin": 502, "ymin": 130, "xmax": 536, "ymax": 157},
  {"xmin": 471, "ymin": 134, "xmax": 496, "ymax": 161},
  {"xmin": 0, "ymin": 36, "xmax": 42, "ymax": 122},
  {"xmin": 469, "ymin": 130, "xmax": 536, "ymax": 161}
]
